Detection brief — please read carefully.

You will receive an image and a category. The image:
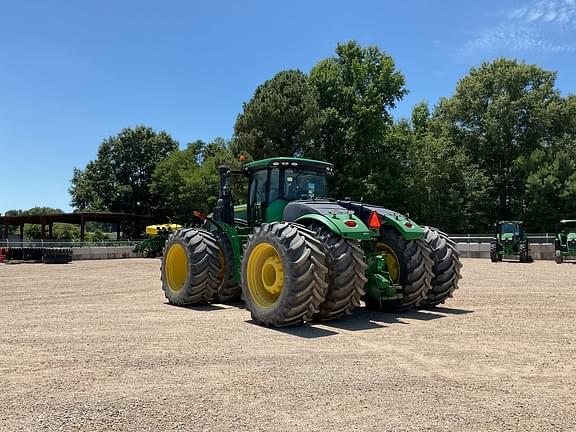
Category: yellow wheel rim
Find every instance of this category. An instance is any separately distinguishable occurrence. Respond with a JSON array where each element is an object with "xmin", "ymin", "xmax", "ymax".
[
  {"xmin": 377, "ymin": 242, "xmax": 400, "ymax": 282},
  {"xmin": 165, "ymin": 243, "xmax": 188, "ymax": 293},
  {"xmin": 246, "ymin": 243, "xmax": 285, "ymax": 308}
]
